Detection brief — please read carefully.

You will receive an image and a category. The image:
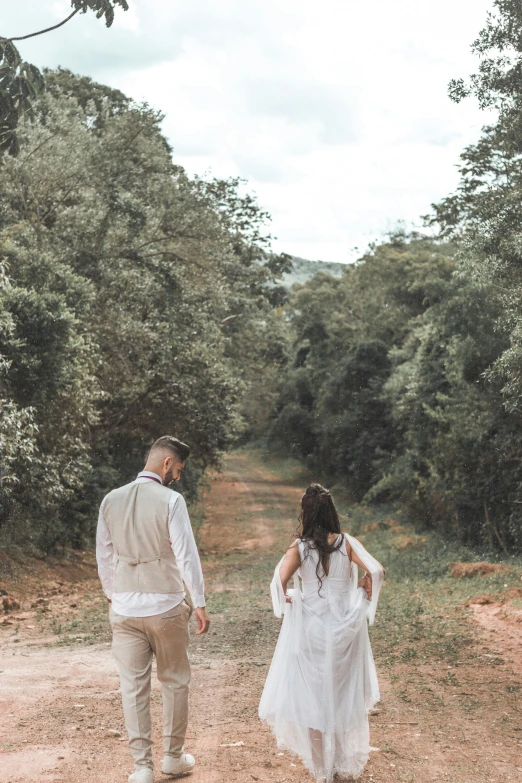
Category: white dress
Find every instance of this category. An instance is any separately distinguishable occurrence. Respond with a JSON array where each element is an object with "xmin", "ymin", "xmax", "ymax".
[{"xmin": 259, "ymin": 533, "xmax": 384, "ymax": 782}]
